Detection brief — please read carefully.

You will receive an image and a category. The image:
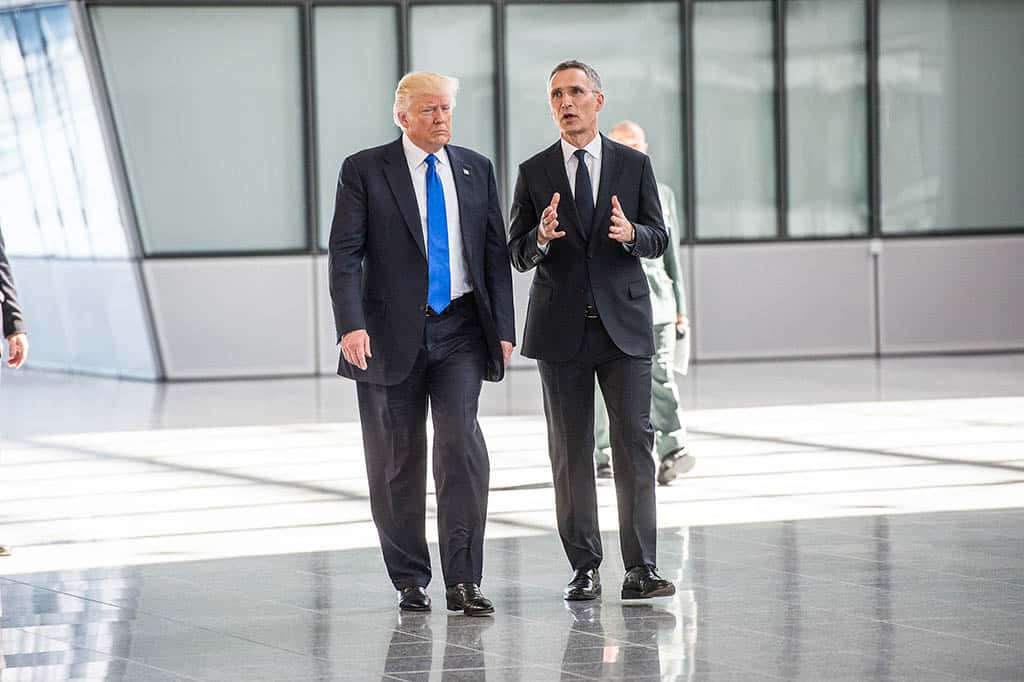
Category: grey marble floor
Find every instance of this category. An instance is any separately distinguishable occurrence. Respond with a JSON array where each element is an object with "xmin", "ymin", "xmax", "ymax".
[{"xmin": 2, "ymin": 355, "xmax": 1023, "ymax": 680}]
